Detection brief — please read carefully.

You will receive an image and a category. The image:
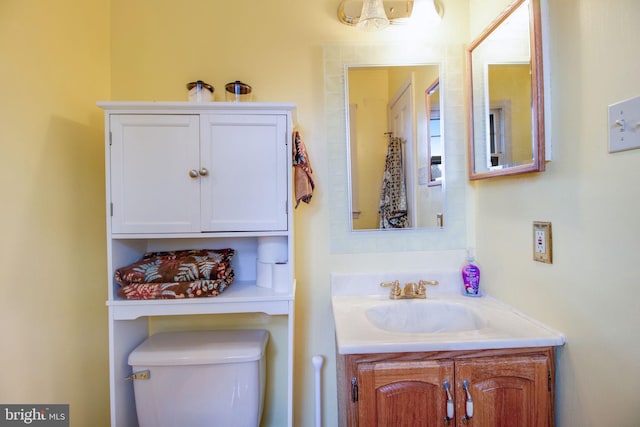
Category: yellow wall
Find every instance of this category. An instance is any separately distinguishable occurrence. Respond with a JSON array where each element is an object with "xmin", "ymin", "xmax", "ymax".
[
  {"xmin": 488, "ymin": 63, "xmax": 533, "ymax": 164},
  {"xmin": 472, "ymin": 0, "xmax": 640, "ymax": 425},
  {"xmin": 348, "ymin": 68, "xmax": 389, "ymax": 229},
  {"xmin": 0, "ymin": 0, "xmax": 111, "ymax": 424},
  {"xmin": 4, "ymin": 0, "xmax": 639, "ymax": 425}
]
